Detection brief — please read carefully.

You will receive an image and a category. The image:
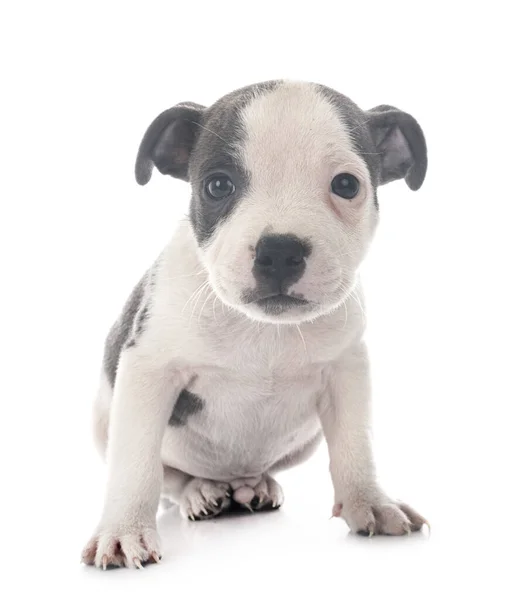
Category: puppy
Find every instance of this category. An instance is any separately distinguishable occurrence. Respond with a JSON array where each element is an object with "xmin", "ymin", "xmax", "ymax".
[{"xmin": 82, "ymin": 80, "xmax": 428, "ymax": 569}]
